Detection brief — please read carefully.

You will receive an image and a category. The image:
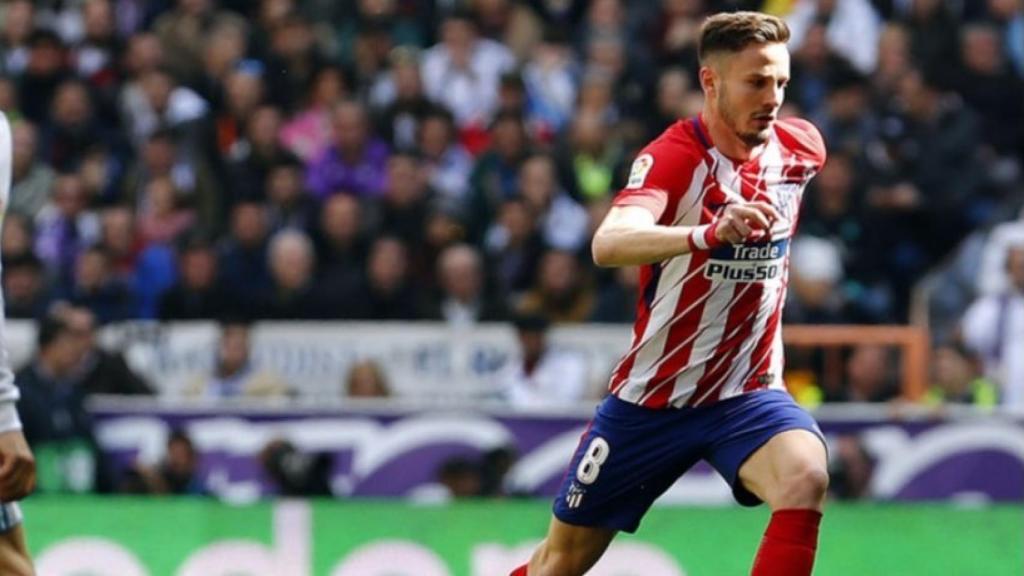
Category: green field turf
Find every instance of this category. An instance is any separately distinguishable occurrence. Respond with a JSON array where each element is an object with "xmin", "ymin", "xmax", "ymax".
[{"xmin": 21, "ymin": 497, "xmax": 1024, "ymax": 575}]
